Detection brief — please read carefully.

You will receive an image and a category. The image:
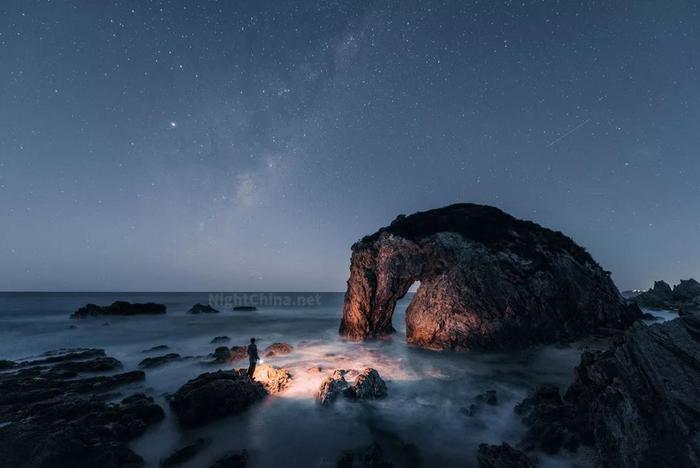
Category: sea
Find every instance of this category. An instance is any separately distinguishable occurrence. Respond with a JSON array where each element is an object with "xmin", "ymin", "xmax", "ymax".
[{"xmin": 0, "ymin": 292, "xmax": 676, "ymax": 468}]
